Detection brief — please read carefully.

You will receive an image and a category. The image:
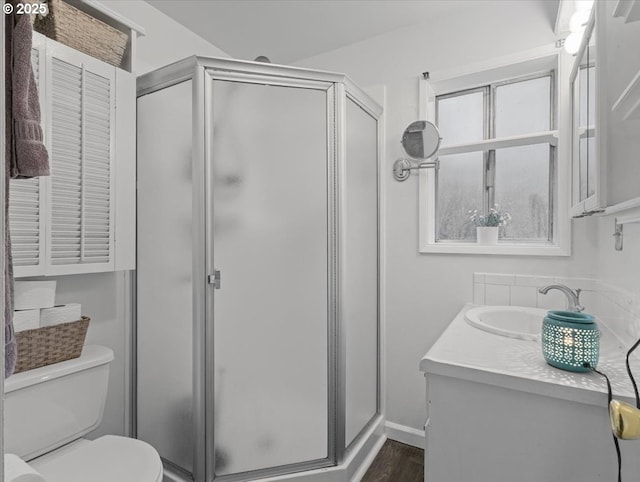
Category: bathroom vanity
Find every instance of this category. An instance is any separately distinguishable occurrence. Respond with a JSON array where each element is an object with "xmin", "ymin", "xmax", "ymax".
[{"xmin": 421, "ymin": 304, "xmax": 640, "ymax": 482}]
